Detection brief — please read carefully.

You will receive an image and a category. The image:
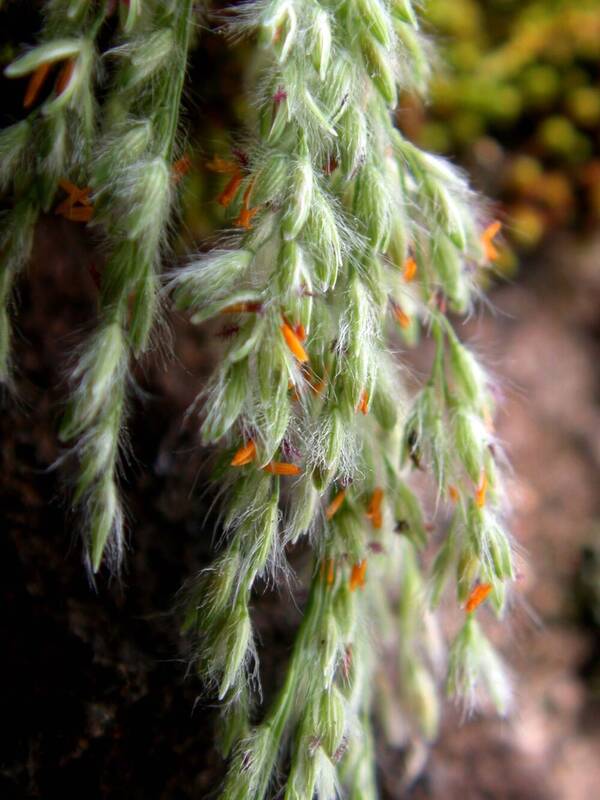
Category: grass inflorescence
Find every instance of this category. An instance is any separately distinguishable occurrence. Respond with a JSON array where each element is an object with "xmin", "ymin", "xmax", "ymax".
[{"xmin": 1, "ymin": 0, "xmax": 516, "ymax": 796}]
